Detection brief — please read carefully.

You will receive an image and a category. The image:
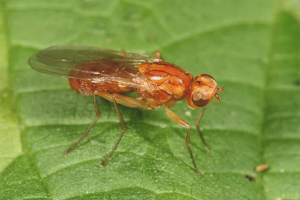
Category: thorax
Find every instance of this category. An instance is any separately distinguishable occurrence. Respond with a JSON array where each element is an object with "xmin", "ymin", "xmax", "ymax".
[{"xmin": 137, "ymin": 61, "xmax": 193, "ymax": 108}]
